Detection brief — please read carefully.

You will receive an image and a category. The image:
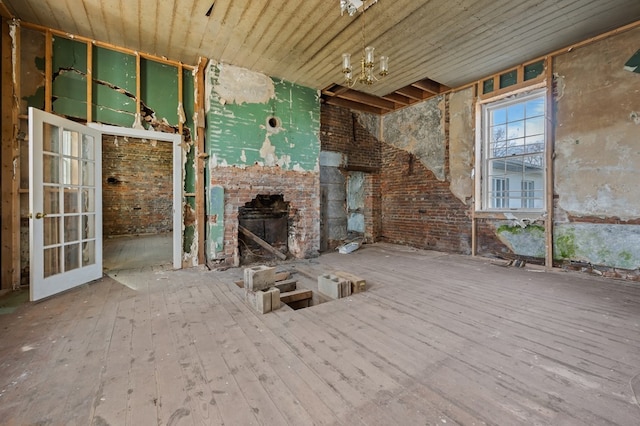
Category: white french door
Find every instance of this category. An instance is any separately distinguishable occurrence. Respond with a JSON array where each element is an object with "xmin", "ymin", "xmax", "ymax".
[{"xmin": 29, "ymin": 108, "xmax": 103, "ymax": 301}]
